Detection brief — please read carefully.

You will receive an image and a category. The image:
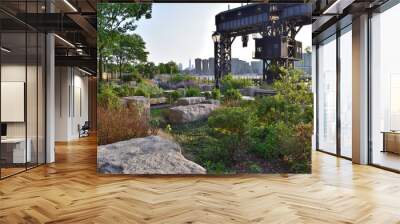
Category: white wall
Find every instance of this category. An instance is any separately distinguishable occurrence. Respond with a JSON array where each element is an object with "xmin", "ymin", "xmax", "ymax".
[{"xmin": 55, "ymin": 67, "xmax": 89, "ymax": 141}]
